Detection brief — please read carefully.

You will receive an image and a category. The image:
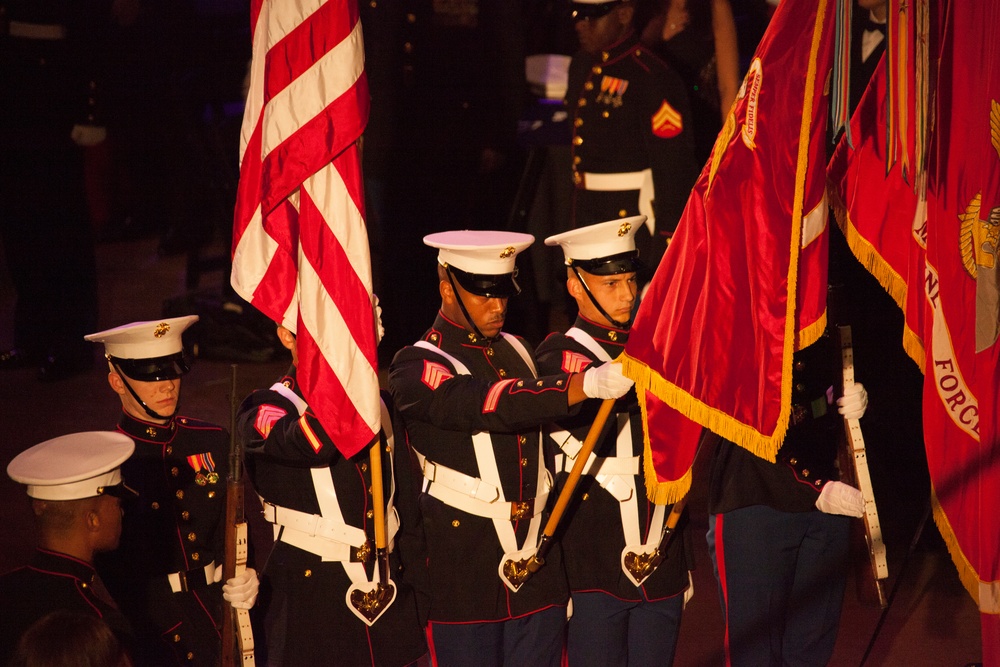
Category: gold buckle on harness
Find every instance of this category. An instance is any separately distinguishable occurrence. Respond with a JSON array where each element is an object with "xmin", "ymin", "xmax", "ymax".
[
  {"xmin": 353, "ymin": 540, "xmax": 373, "ymax": 564},
  {"xmin": 509, "ymin": 500, "xmax": 532, "ymax": 521}
]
